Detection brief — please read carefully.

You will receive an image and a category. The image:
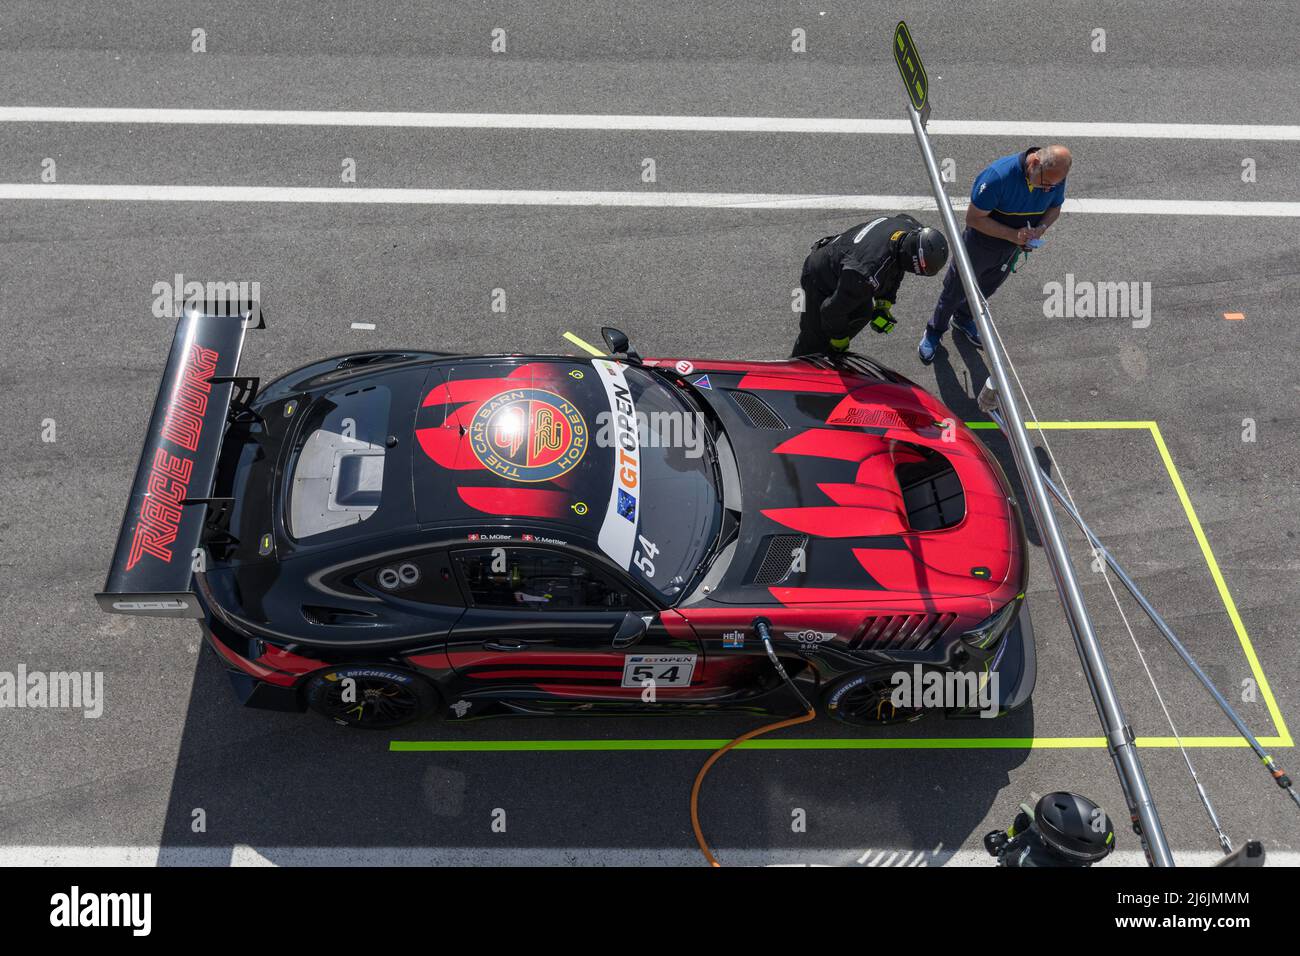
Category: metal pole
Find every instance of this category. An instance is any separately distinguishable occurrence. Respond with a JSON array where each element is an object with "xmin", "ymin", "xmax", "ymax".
[{"xmin": 904, "ymin": 105, "xmax": 1174, "ymax": 865}]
